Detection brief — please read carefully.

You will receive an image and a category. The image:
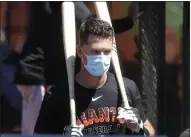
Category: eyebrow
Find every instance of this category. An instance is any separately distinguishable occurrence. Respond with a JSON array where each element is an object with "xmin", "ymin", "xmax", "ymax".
[{"xmin": 91, "ymin": 48, "xmax": 112, "ymax": 51}]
